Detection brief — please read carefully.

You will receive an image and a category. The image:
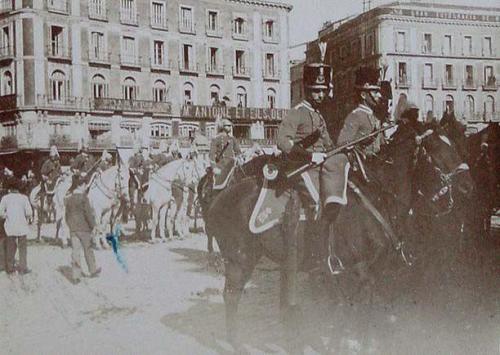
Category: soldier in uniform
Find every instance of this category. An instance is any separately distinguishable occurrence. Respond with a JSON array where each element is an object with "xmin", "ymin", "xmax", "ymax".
[
  {"xmin": 40, "ymin": 145, "xmax": 62, "ymax": 192},
  {"xmin": 208, "ymin": 117, "xmax": 242, "ymax": 189},
  {"xmin": 97, "ymin": 150, "xmax": 113, "ymax": 172},
  {"xmin": 69, "ymin": 144, "xmax": 96, "ymax": 192}
]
